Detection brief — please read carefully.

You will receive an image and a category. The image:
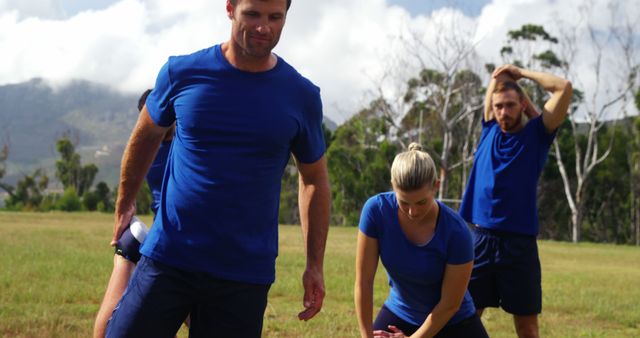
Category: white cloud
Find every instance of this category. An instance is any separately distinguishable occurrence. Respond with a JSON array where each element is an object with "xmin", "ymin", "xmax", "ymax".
[{"xmin": 0, "ymin": 0, "xmax": 638, "ymax": 124}]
